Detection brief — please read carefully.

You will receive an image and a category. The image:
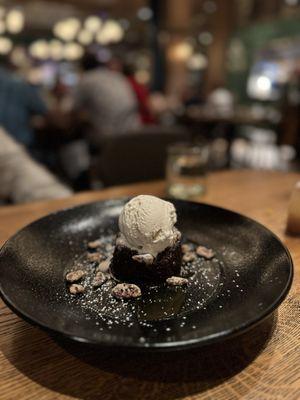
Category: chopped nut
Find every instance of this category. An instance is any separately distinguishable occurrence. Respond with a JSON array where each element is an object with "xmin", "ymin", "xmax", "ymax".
[
  {"xmin": 132, "ymin": 254, "xmax": 154, "ymax": 265},
  {"xmin": 87, "ymin": 252, "xmax": 103, "ymax": 263},
  {"xmin": 112, "ymin": 283, "xmax": 141, "ymax": 299},
  {"xmin": 87, "ymin": 239, "xmax": 102, "ymax": 249},
  {"xmin": 96, "ymin": 258, "xmax": 111, "ymax": 273},
  {"xmin": 181, "ymin": 244, "xmax": 193, "ymax": 253},
  {"xmin": 69, "ymin": 284, "xmax": 85, "ymax": 294},
  {"xmin": 166, "ymin": 276, "xmax": 188, "ymax": 286},
  {"xmin": 105, "ymin": 243, "xmax": 114, "ymax": 252},
  {"xmin": 183, "ymin": 252, "xmax": 196, "ymax": 263},
  {"xmin": 92, "ymin": 272, "xmax": 107, "ymax": 287},
  {"xmin": 65, "ymin": 270, "xmax": 86, "ymax": 283},
  {"xmin": 196, "ymin": 245, "xmax": 215, "ymax": 259}
]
